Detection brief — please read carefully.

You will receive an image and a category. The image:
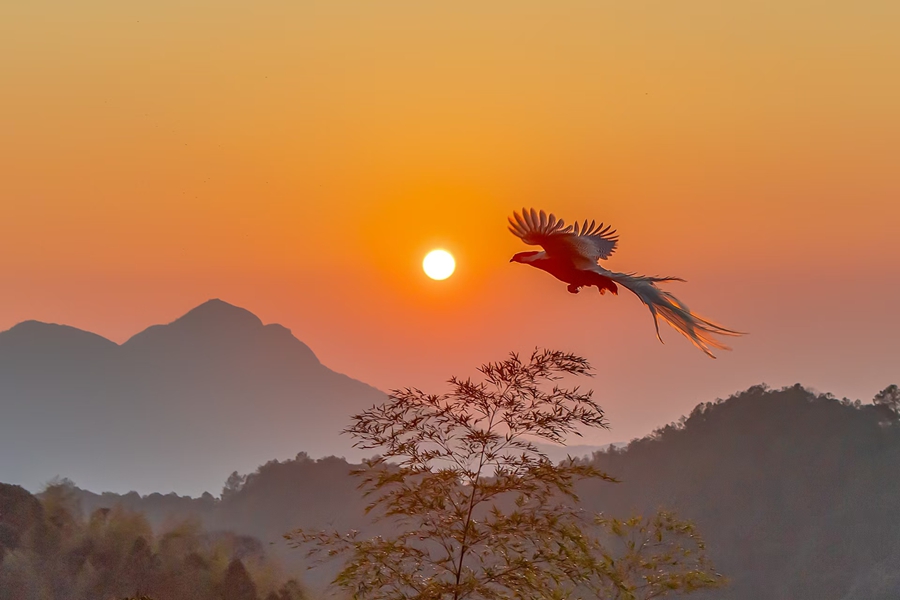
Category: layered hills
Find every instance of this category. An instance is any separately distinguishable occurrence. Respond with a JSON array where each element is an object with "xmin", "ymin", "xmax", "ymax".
[
  {"xmin": 53, "ymin": 384, "xmax": 900, "ymax": 600},
  {"xmin": 3, "ymin": 300, "xmax": 899, "ymax": 599}
]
